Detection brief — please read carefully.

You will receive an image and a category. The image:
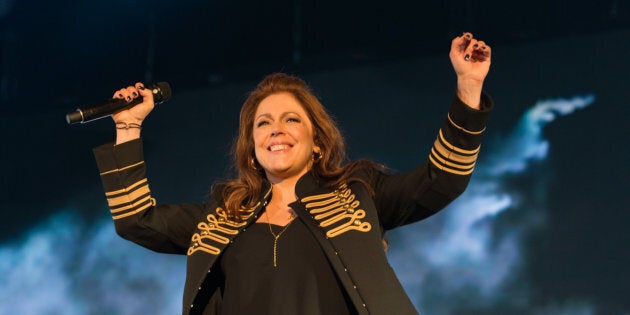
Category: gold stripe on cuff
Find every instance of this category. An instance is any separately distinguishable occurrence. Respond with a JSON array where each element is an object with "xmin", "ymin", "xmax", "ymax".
[
  {"xmin": 112, "ymin": 201, "xmax": 153, "ymax": 220},
  {"xmin": 430, "ymin": 149, "xmax": 475, "ymax": 172},
  {"xmin": 438, "ymin": 129, "xmax": 480, "ymax": 155},
  {"xmin": 429, "ymin": 154, "xmax": 475, "ymax": 175},
  {"xmin": 105, "ymin": 179, "xmax": 148, "ymax": 197},
  {"xmin": 107, "ymin": 184, "xmax": 151, "ymax": 208},
  {"xmin": 100, "ymin": 161, "xmax": 145, "ymax": 176},
  {"xmin": 109, "ymin": 195, "xmax": 153, "ymax": 214},
  {"xmin": 432, "ymin": 139, "xmax": 478, "ymax": 165},
  {"xmin": 447, "ymin": 113, "xmax": 486, "ymax": 135}
]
